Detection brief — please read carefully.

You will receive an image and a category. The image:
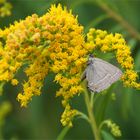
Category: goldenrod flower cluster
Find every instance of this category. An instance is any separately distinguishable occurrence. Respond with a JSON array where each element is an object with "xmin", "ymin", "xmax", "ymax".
[
  {"xmin": 86, "ymin": 28, "xmax": 140, "ymax": 89},
  {"xmin": 0, "ymin": 4, "xmax": 87, "ymax": 126},
  {"xmin": 60, "ymin": 104, "xmax": 77, "ymax": 127},
  {"xmin": 0, "ymin": 4, "xmax": 139, "ymax": 127},
  {"xmin": 0, "ymin": 101, "xmax": 12, "ymax": 127},
  {"xmin": 45, "ymin": 5, "xmax": 87, "ymax": 126},
  {"xmin": 0, "ymin": 13, "xmax": 50, "ymax": 107},
  {"xmin": 0, "ymin": 0, "xmax": 12, "ymax": 17},
  {"xmin": 104, "ymin": 119, "xmax": 122, "ymax": 137}
]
